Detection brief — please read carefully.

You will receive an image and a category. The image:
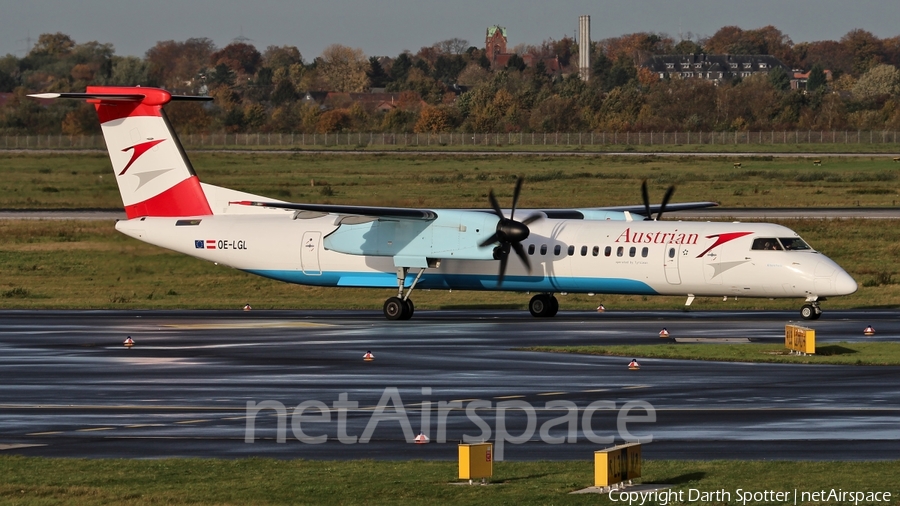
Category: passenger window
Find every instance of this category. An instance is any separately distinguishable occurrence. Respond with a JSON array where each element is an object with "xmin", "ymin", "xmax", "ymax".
[
  {"xmin": 668, "ymin": 247, "xmax": 675, "ymax": 258},
  {"xmin": 528, "ymin": 244, "xmax": 535, "ymax": 255},
  {"xmin": 540, "ymin": 245, "xmax": 547, "ymax": 255},
  {"xmin": 617, "ymin": 246, "xmax": 624, "ymax": 257},
  {"xmin": 568, "ymin": 245, "xmax": 575, "ymax": 256},
  {"xmin": 629, "ymin": 246, "xmax": 636, "ymax": 257},
  {"xmin": 641, "ymin": 247, "xmax": 648, "ymax": 257},
  {"xmin": 581, "ymin": 245, "xmax": 588, "ymax": 256},
  {"xmin": 554, "ymin": 245, "xmax": 561, "ymax": 256},
  {"xmin": 592, "ymin": 246, "xmax": 600, "ymax": 256},
  {"xmin": 779, "ymin": 238, "xmax": 811, "ymax": 251},
  {"xmin": 752, "ymin": 238, "xmax": 783, "ymax": 251},
  {"xmin": 604, "ymin": 246, "xmax": 611, "ymax": 257}
]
